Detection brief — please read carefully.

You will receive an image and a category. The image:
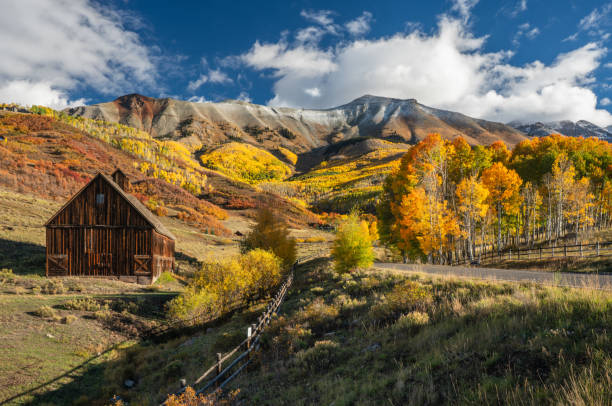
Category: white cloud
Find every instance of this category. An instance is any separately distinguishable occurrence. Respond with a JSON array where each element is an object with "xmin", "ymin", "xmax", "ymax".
[
  {"xmin": 241, "ymin": 41, "xmax": 336, "ymax": 78},
  {"xmin": 602, "ymin": 97, "xmax": 612, "ymax": 106},
  {"xmin": 510, "ymin": 0, "xmax": 528, "ymax": 16},
  {"xmin": 238, "ymin": 16, "xmax": 612, "ymax": 126},
  {"xmin": 208, "ymin": 69, "xmax": 232, "ymax": 84},
  {"xmin": 451, "ymin": 0, "xmax": 479, "ymax": 22},
  {"xmin": 305, "ymin": 87, "xmax": 321, "ymax": 97},
  {"xmin": 565, "ymin": 3, "xmax": 612, "ymax": 41},
  {"xmin": 0, "ymin": 0, "xmax": 155, "ymax": 107},
  {"xmin": 236, "ymin": 92, "xmax": 252, "ymax": 102},
  {"xmin": 188, "ymin": 75, "xmax": 208, "ymax": 91},
  {"xmin": 345, "ymin": 12, "xmax": 373, "ymax": 36},
  {"xmin": 187, "ymin": 69, "xmax": 232, "ymax": 91},
  {"xmin": 187, "ymin": 96, "xmax": 208, "ymax": 103},
  {"xmin": 0, "ymin": 81, "xmax": 85, "ymax": 109},
  {"xmin": 300, "ymin": 10, "xmax": 335, "ymax": 28},
  {"xmin": 579, "ymin": 3, "xmax": 612, "ymax": 31},
  {"xmin": 513, "ymin": 23, "xmax": 540, "ymax": 46}
]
